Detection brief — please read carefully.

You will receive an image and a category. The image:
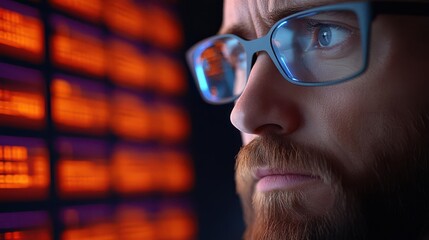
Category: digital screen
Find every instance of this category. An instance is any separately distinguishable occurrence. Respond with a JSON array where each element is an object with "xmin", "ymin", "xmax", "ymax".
[
  {"xmin": 51, "ymin": 75, "xmax": 109, "ymax": 134},
  {"xmin": 111, "ymin": 90, "xmax": 154, "ymax": 140},
  {"xmin": 50, "ymin": 0, "xmax": 103, "ymax": 23},
  {"xmin": 51, "ymin": 15, "xmax": 106, "ymax": 77},
  {"xmin": 0, "ymin": 211, "xmax": 51, "ymax": 240},
  {"xmin": 111, "ymin": 143, "xmax": 158, "ymax": 194},
  {"xmin": 157, "ymin": 103, "xmax": 190, "ymax": 142},
  {"xmin": 0, "ymin": 136, "xmax": 49, "ymax": 201},
  {"xmin": 107, "ymin": 38, "xmax": 151, "ymax": 89},
  {"xmin": 57, "ymin": 138, "xmax": 109, "ymax": 199},
  {"xmin": 0, "ymin": 0, "xmax": 194, "ymax": 238},
  {"xmin": 152, "ymin": 55, "xmax": 187, "ymax": 95},
  {"xmin": 0, "ymin": 63, "xmax": 45, "ymax": 129},
  {"xmin": 61, "ymin": 202, "xmax": 196, "ymax": 240},
  {"xmin": 0, "ymin": 0, "xmax": 44, "ymax": 62}
]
